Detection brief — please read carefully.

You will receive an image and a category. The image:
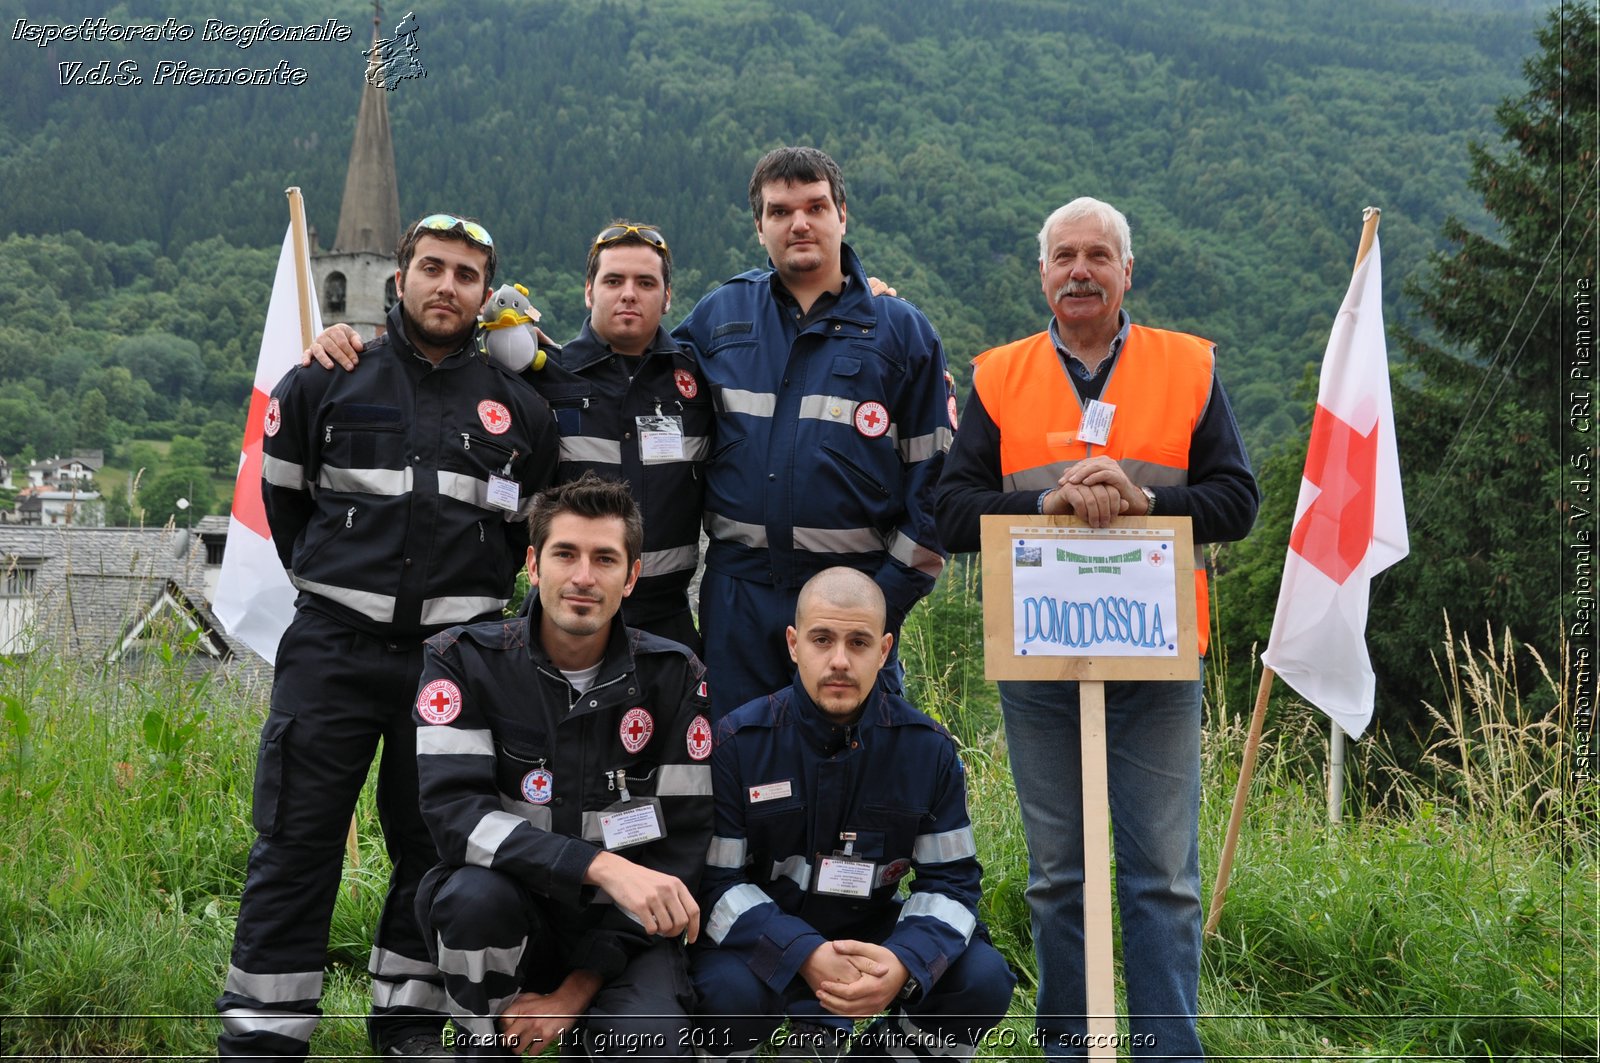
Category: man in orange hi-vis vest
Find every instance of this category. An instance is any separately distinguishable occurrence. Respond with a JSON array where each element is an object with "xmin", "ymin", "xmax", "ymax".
[{"xmin": 935, "ymin": 198, "xmax": 1259, "ymax": 1062}]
